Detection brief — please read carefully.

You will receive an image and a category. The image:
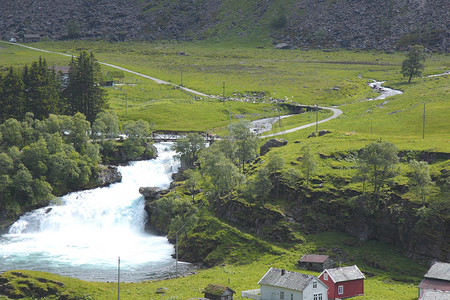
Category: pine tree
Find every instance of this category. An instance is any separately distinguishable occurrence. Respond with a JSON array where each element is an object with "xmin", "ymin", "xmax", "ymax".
[
  {"xmin": 0, "ymin": 67, "xmax": 25, "ymax": 122},
  {"xmin": 23, "ymin": 57, "xmax": 61, "ymax": 119},
  {"xmin": 64, "ymin": 51, "xmax": 108, "ymax": 123}
]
